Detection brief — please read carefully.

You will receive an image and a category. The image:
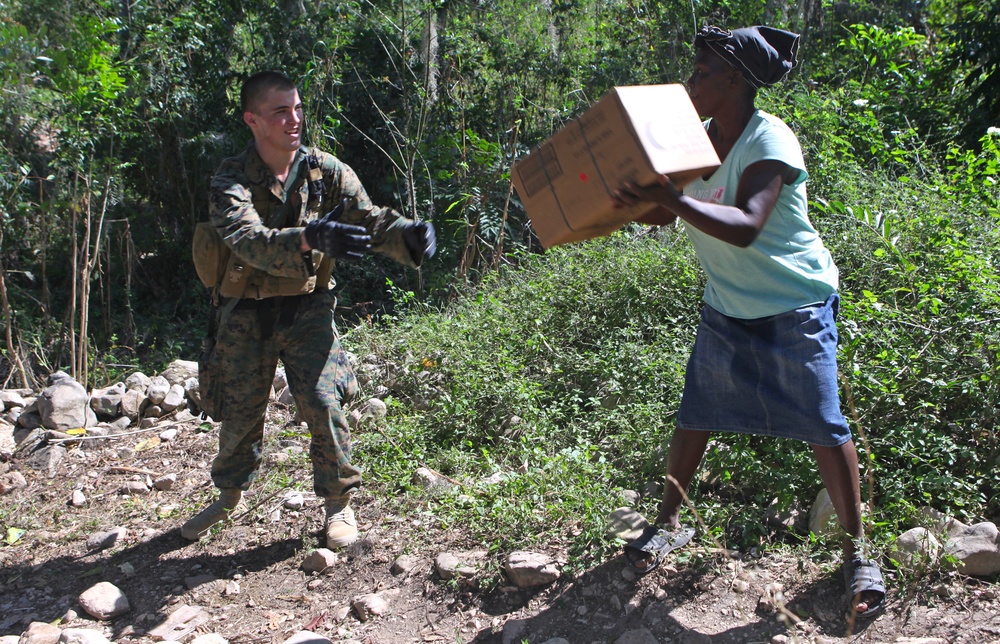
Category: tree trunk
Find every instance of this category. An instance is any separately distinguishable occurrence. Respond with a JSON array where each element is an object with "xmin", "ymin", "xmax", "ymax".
[
  {"xmin": 0, "ymin": 250, "xmax": 31, "ymax": 389},
  {"xmin": 420, "ymin": 5, "xmax": 440, "ymax": 108}
]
